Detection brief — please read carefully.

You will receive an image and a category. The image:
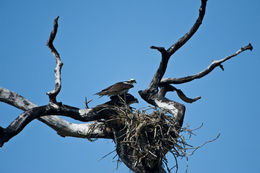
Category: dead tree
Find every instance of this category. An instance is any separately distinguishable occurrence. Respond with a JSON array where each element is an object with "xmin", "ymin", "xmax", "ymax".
[{"xmin": 0, "ymin": 0, "xmax": 253, "ymax": 172}]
